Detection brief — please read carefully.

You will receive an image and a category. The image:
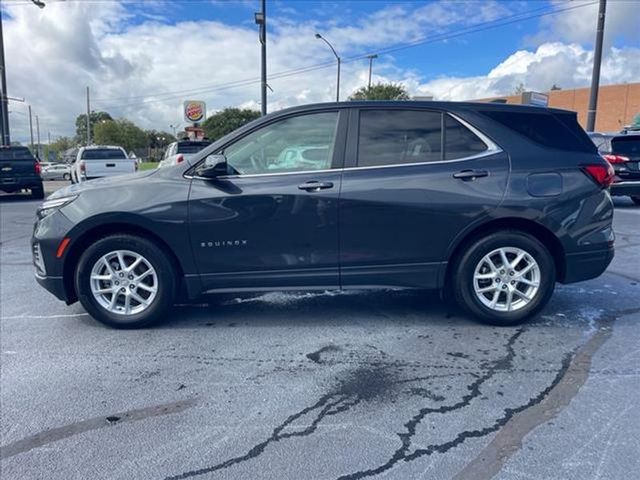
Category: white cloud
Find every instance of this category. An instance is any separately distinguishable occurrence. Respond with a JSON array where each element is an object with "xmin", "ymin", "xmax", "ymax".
[
  {"xmin": 412, "ymin": 42, "xmax": 640, "ymax": 101},
  {"xmin": 3, "ymin": 0, "xmax": 639, "ymax": 146}
]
